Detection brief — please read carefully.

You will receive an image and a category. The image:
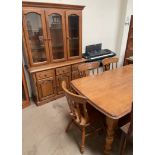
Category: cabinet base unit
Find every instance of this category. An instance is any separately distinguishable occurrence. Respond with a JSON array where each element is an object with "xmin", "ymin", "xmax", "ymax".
[{"xmin": 29, "ymin": 59, "xmax": 85, "ymax": 106}]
